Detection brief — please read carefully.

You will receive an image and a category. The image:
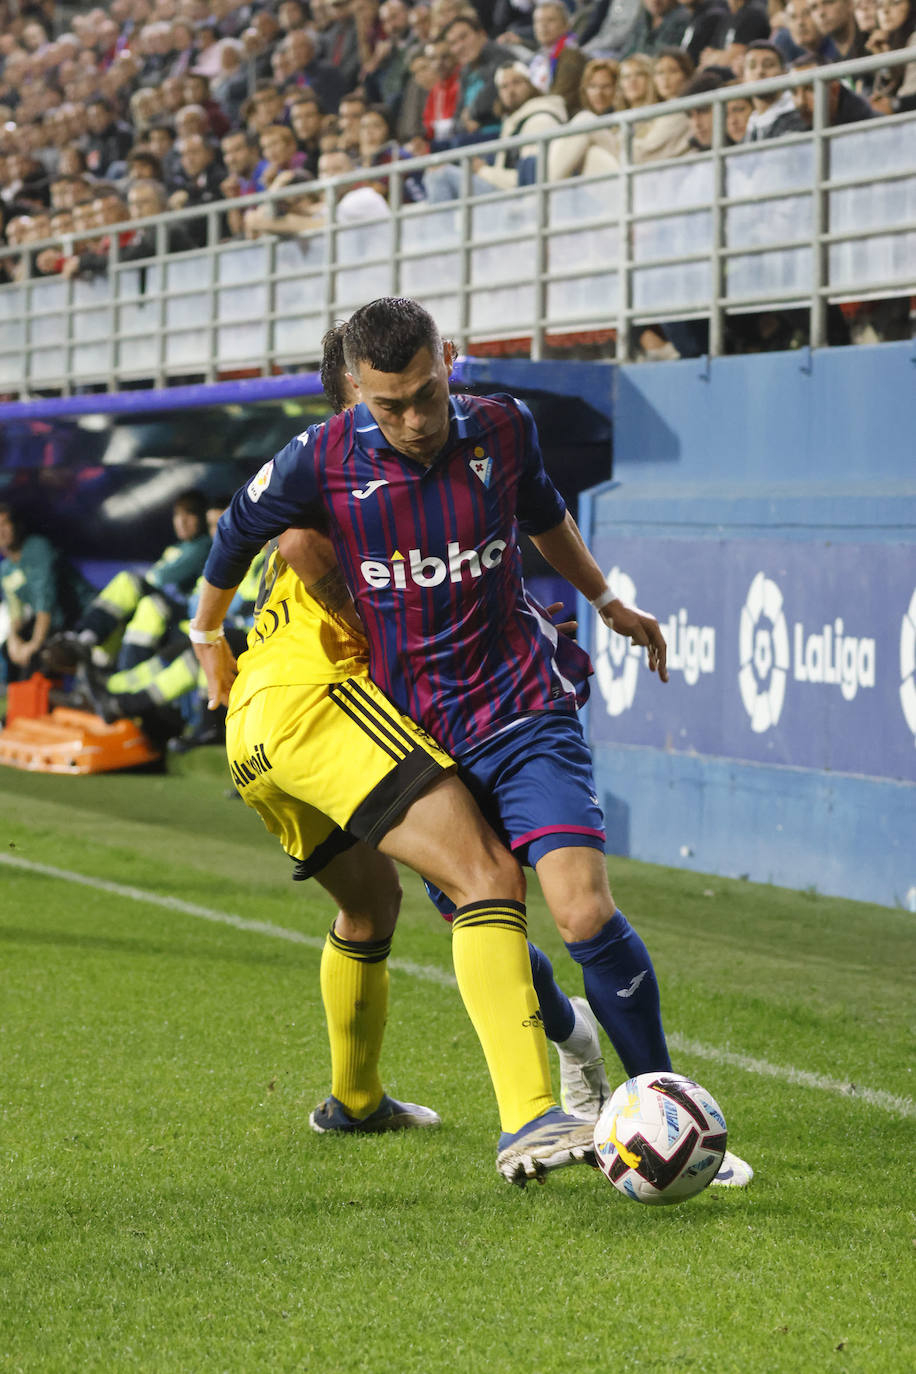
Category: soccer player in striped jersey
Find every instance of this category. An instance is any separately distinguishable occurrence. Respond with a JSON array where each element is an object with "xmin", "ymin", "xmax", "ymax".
[
  {"xmin": 204, "ymin": 327, "xmax": 605, "ymax": 1184},
  {"xmin": 195, "ymin": 300, "xmax": 752, "ymax": 1188}
]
